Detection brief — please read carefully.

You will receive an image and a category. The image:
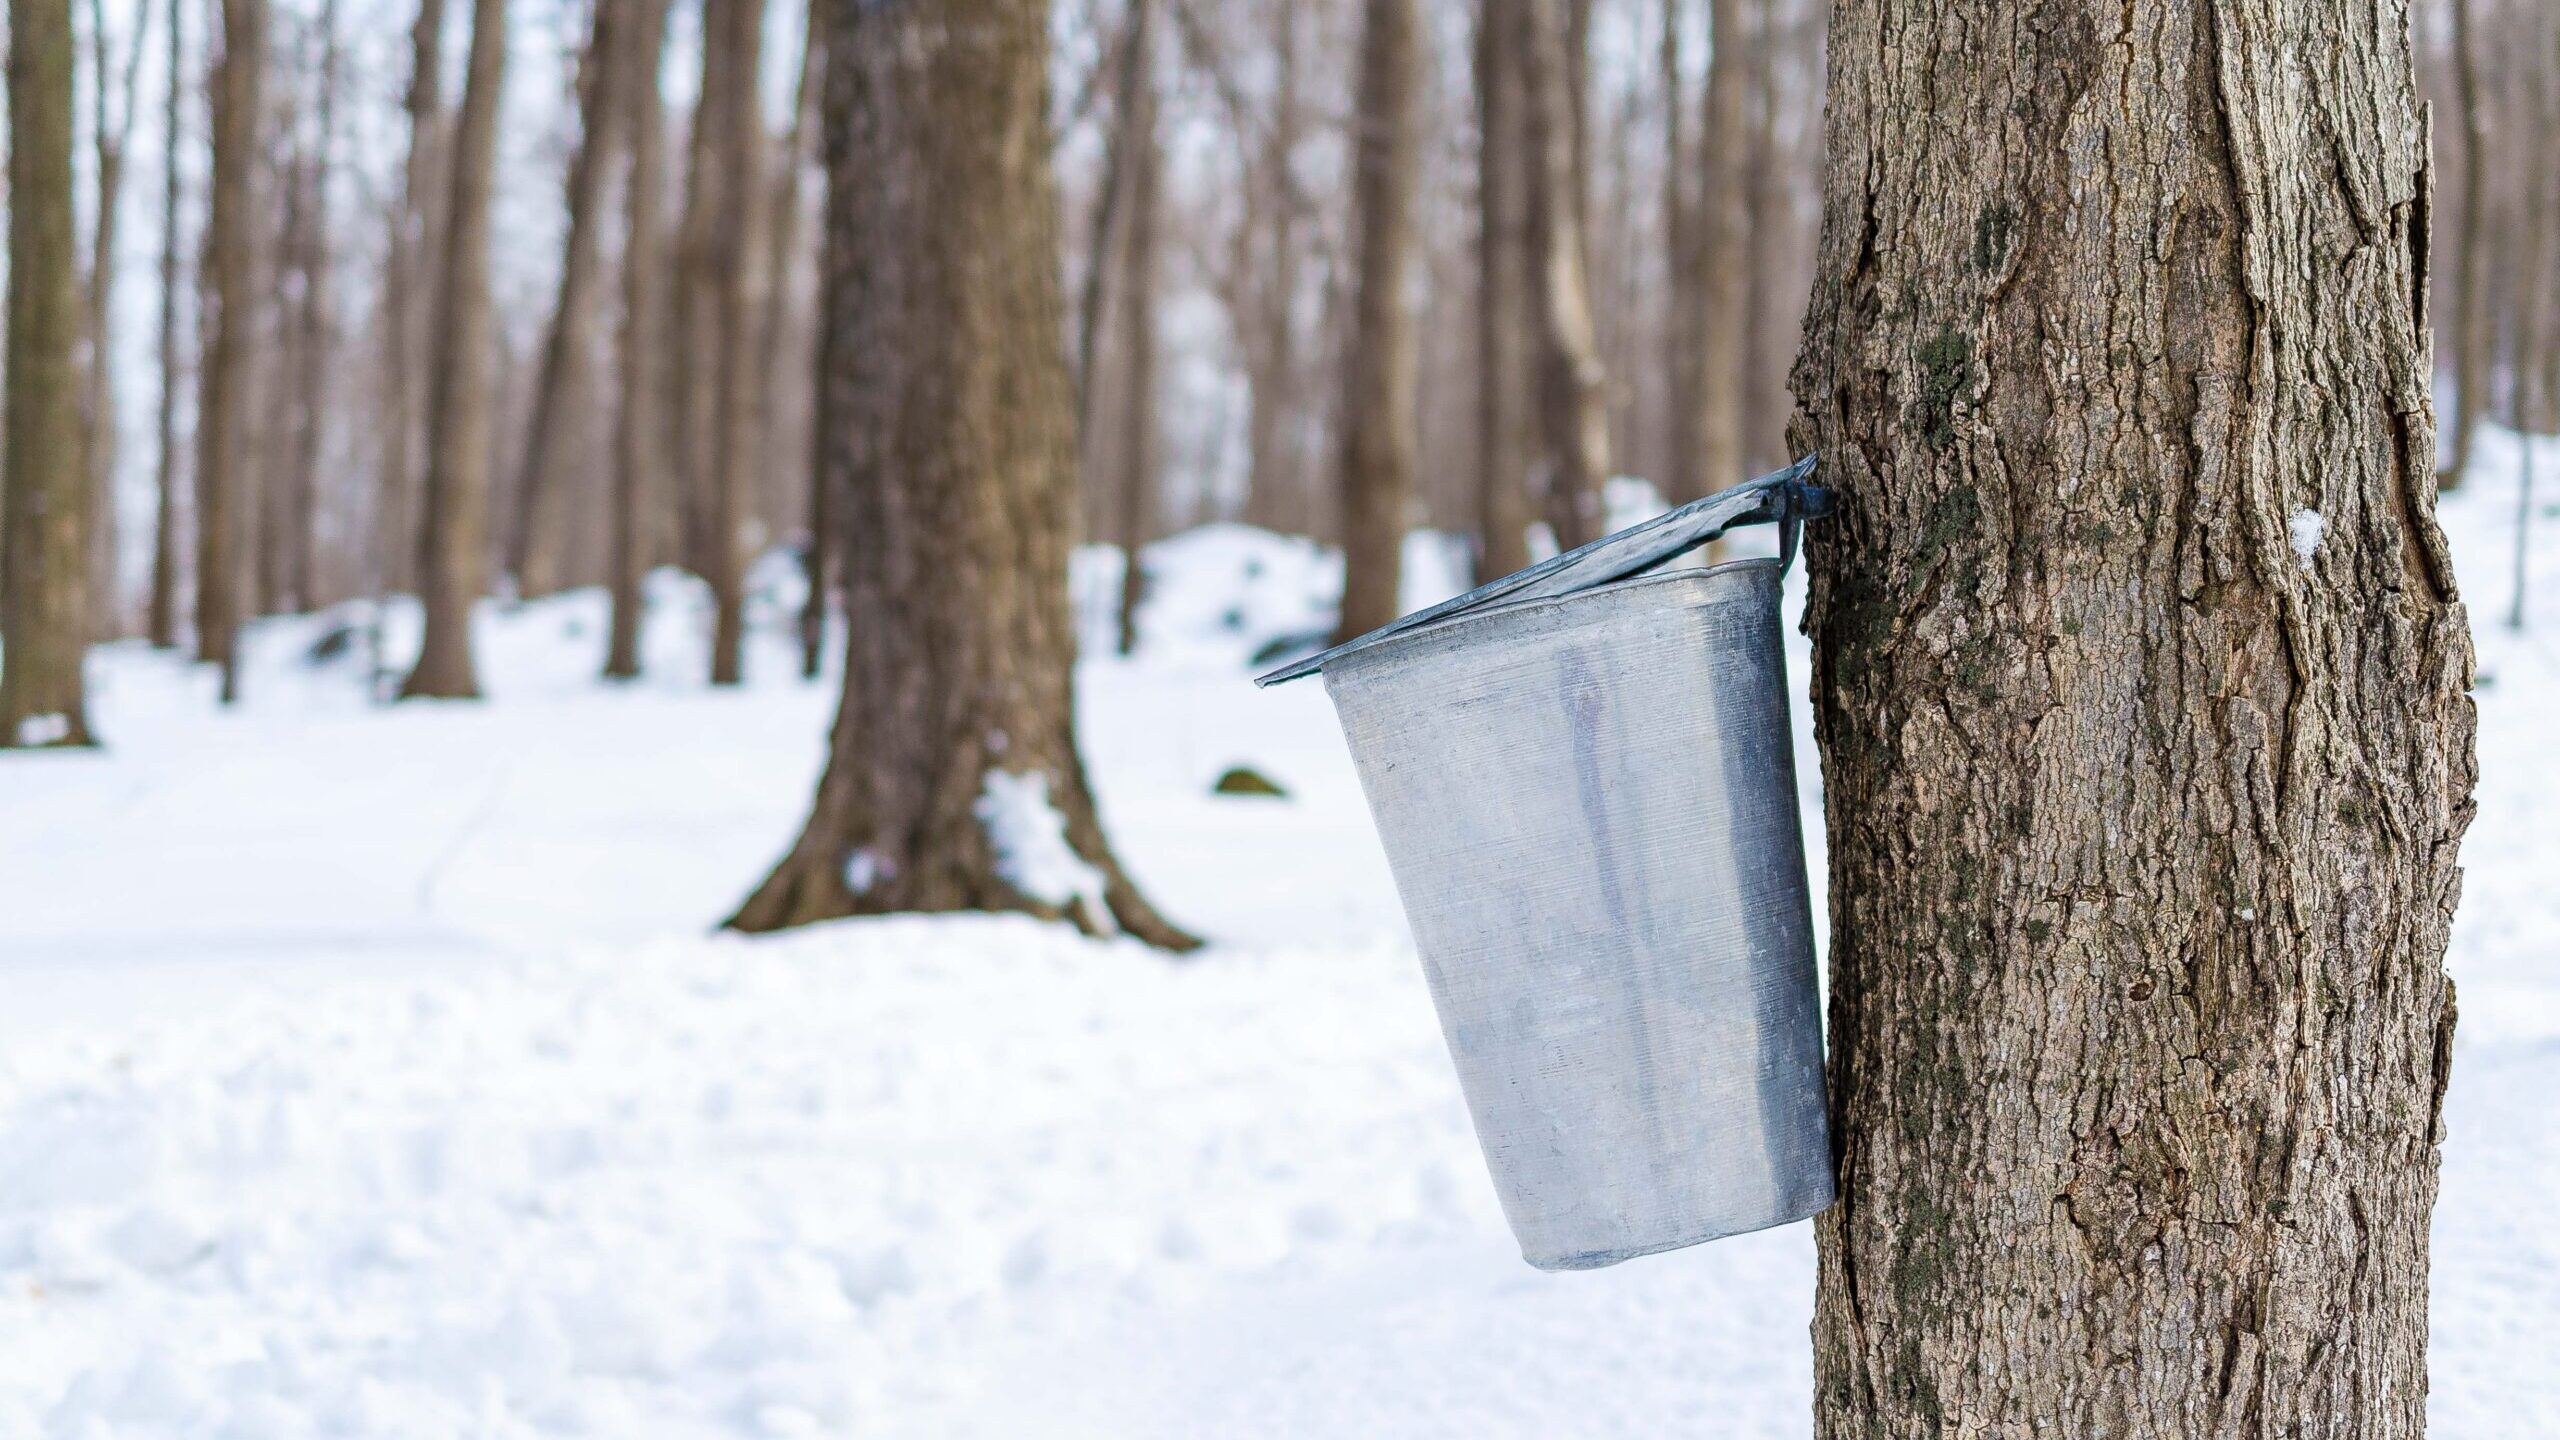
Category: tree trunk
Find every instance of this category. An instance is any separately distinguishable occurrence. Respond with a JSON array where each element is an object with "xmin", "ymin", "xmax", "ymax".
[
  {"xmin": 509, "ymin": 0, "xmax": 629, "ymax": 600},
  {"xmin": 1516, "ymin": 0, "xmax": 1609, "ymax": 553},
  {"xmin": 1330, "ymin": 0, "xmax": 1420, "ymax": 643},
  {"xmin": 790, "ymin": 6, "xmax": 830, "ymax": 681},
  {"xmin": 278, "ymin": 0, "xmax": 340, "ymax": 615},
  {"xmin": 669, "ymin": 4, "xmax": 726, "ymax": 585},
  {"xmin": 606, "ymin": 0, "xmax": 672, "ymax": 682},
  {"xmin": 1658, "ymin": 0, "xmax": 1695, "ymax": 501},
  {"xmin": 146, "ymin": 0, "xmax": 184, "ymax": 648},
  {"xmin": 1237, "ymin": 0, "xmax": 1308, "ymax": 540},
  {"xmin": 399, "ymin": 0, "xmax": 505, "ymax": 700},
  {"xmin": 1789, "ymin": 2, "xmax": 2474, "ymax": 1435},
  {"xmin": 195, "ymin": 0, "xmax": 264, "ymax": 689},
  {"xmin": 1110, "ymin": 27, "xmax": 1163, "ymax": 658},
  {"xmin": 700, "ymin": 0, "xmax": 765, "ymax": 686},
  {"xmin": 376, "ymin": 0, "xmax": 449, "ymax": 607},
  {"xmin": 1691, "ymin": 0, "xmax": 1746, "ymax": 499},
  {"xmin": 2, "ymin": 0, "xmax": 98, "ymax": 747},
  {"xmin": 1474, "ymin": 0, "xmax": 1534, "ymax": 579},
  {"xmin": 84, "ymin": 0, "xmax": 150, "ymax": 640},
  {"xmin": 2442, "ymin": 0, "xmax": 2487, "ymax": 489},
  {"xmin": 729, "ymin": 0, "xmax": 1196, "ymax": 952},
  {"xmin": 1075, "ymin": 0, "xmax": 1155, "ymax": 452}
]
